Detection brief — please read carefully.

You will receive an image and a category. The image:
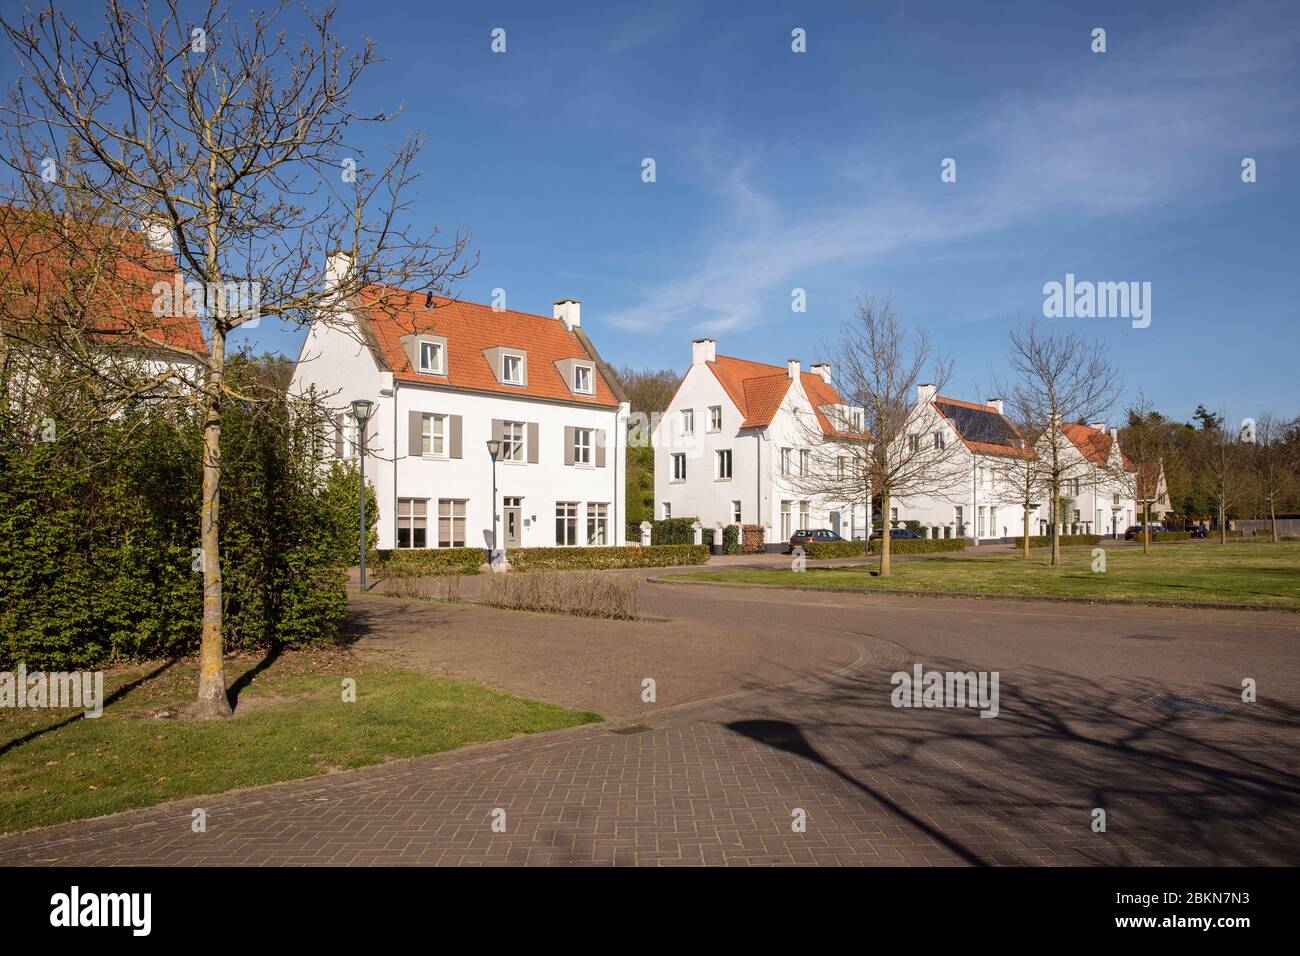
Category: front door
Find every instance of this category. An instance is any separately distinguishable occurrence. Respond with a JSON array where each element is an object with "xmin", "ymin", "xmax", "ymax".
[
  {"xmin": 830, "ymin": 511, "xmax": 841, "ymax": 536},
  {"xmin": 504, "ymin": 504, "xmax": 521, "ymax": 548}
]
